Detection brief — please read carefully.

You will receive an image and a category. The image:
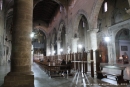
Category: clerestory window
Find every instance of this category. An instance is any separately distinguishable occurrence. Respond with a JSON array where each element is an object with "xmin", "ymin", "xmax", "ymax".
[{"xmin": 104, "ymin": 2, "xmax": 108, "ymax": 12}]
